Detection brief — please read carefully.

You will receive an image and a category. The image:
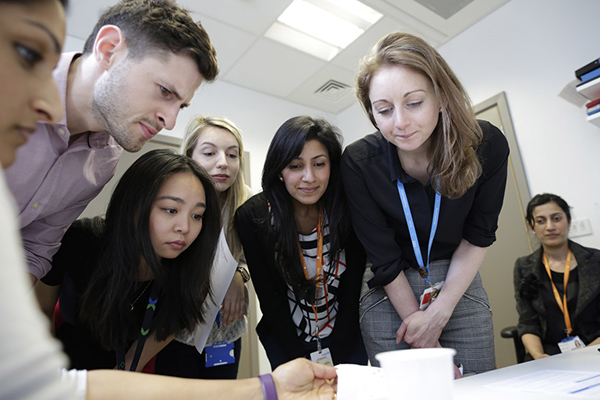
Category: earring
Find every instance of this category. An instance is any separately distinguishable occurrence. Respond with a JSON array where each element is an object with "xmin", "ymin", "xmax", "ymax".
[{"xmin": 279, "ymin": 176, "xmax": 284, "ymax": 182}]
